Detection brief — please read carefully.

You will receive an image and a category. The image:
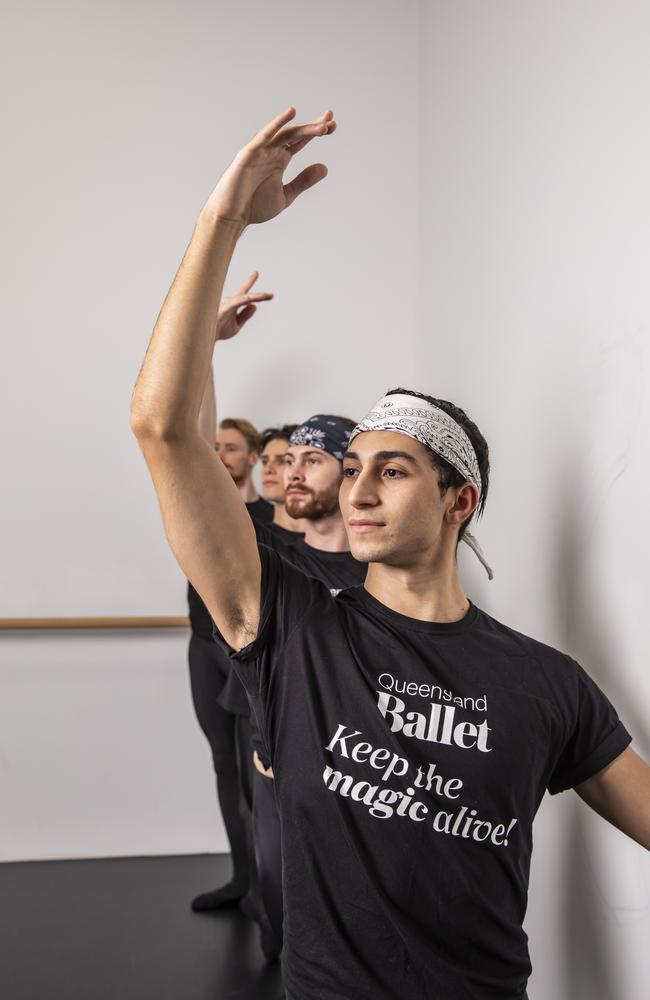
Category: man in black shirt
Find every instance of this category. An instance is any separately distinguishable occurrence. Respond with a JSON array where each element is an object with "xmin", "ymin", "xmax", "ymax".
[
  {"xmin": 224, "ymin": 413, "xmax": 366, "ymax": 948},
  {"xmin": 132, "ymin": 108, "xmax": 650, "ymax": 1000},
  {"xmin": 216, "ymin": 423, "xmax": 305, "ymax": 720},
  {"xmin": 185, "ymin": 272, "xmax": 274, "ymax": 917}
]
